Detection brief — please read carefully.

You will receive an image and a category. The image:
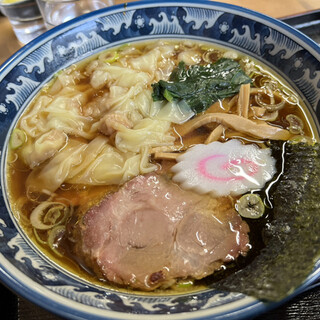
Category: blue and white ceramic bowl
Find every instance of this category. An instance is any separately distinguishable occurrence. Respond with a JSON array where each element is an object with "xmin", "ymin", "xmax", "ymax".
[{"xmin": 1, "ymin": 1, "xmax": 320, "ymax": 319}]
